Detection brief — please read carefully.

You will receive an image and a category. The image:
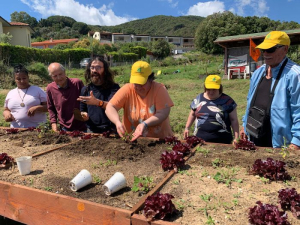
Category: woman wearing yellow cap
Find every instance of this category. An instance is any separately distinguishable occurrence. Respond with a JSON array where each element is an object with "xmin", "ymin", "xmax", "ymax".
[
  {"xmin": 183, "ymin": 75, "xmax": 239, "ymax": 144},
  {"xmin": 105, "ymin": 61, "xmax": 174, "ymax": 141}
]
